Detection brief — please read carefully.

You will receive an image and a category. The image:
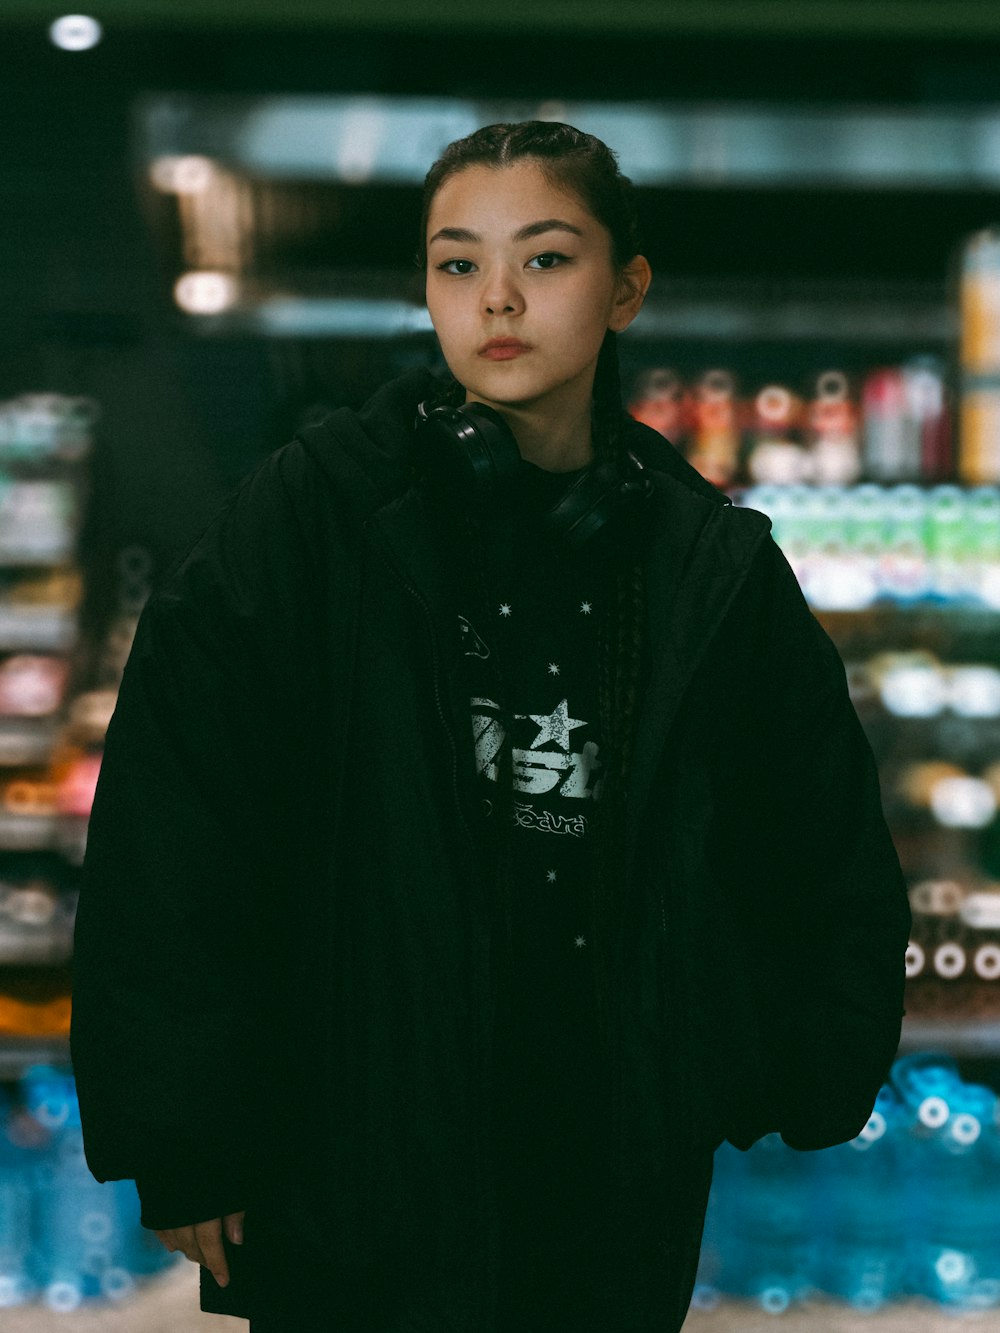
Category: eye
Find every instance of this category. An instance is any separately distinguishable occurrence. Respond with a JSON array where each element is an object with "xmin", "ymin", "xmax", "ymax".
[
  {"xmin": 436, "ymin": 259, "xmax": 476, "ymax": 275},
  {"xmin": 527, "ymin": 252, "xmax": 570, "ymax": 270}
]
